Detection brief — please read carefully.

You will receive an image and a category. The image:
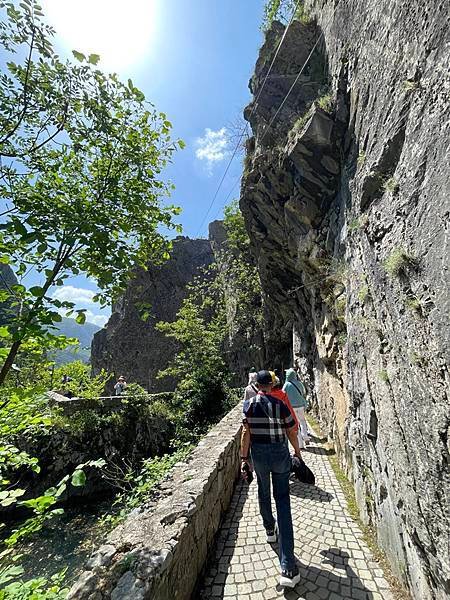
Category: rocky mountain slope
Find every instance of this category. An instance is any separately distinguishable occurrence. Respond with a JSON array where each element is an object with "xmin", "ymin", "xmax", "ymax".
[
  {"xmin": 240, "ymin": 3, "xmax": 449, "ymax": 599},
  {"xmin": 91, "ymin": 237, "xmax": 214, "ymax": 392}
]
